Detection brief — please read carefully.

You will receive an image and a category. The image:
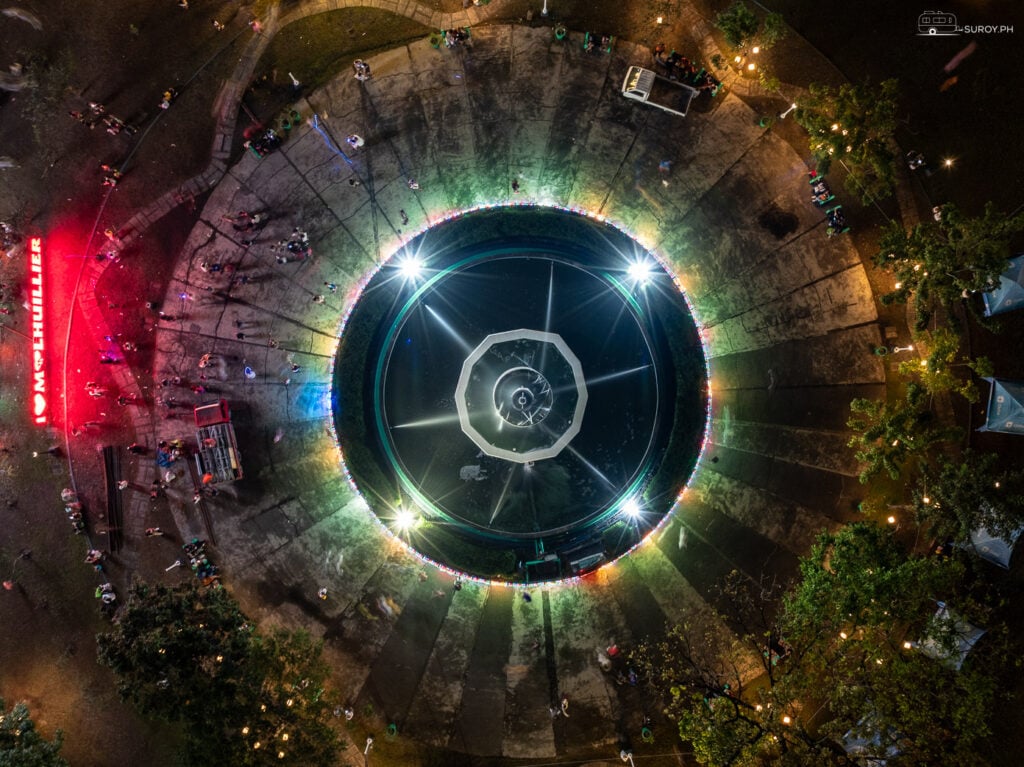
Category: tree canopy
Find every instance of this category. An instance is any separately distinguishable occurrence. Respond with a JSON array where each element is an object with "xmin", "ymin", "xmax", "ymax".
[
  {"xmin": 795, "ymin": 80, "xmax": 899, "ymax": 203},
  {"xmin": 875, "ymin": 202, "xmax": 1024, "ymax": 326},
  {"xmin": 714, "ymin": 1, "xmax": 786, "ymax": 50},
  {"xmin": 847, "ymin": 382, "xmax": 962, "ymax": 482},
  {"xmin": 915, "ymin": 449, "xmax": 1024, "ymax": 544},
  {"xmin": 638, "ymin": 525, "xmax": 1003, "ymax": 767},
  {"xmin": 97, "ymin": 581, "xmax": 342, "ymax": 766},
  {"xmin": 0, "ymin": 698, "xmax": 68, "ymax": 767},
  {"xmin": 897, "ymin": 326, "xmax": 993, "ymax": 403}
]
